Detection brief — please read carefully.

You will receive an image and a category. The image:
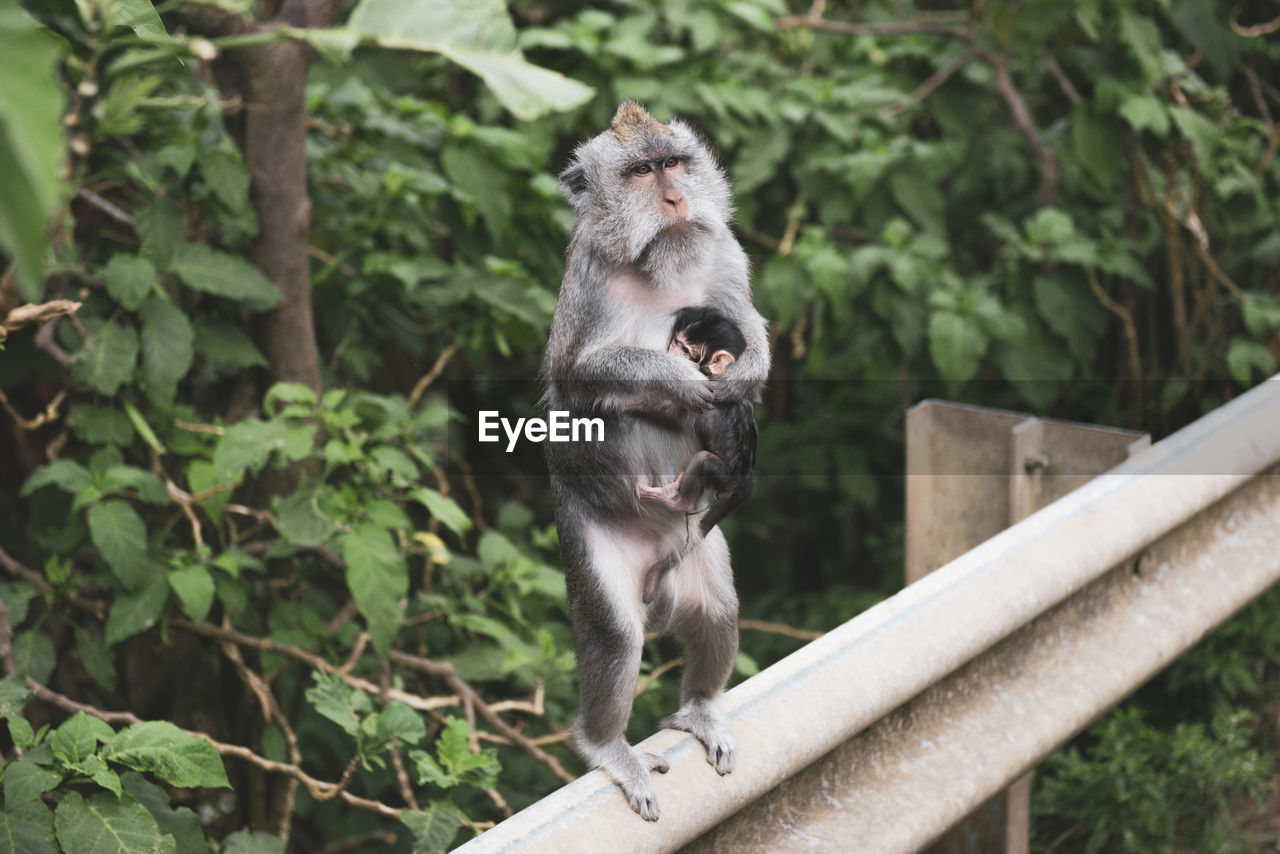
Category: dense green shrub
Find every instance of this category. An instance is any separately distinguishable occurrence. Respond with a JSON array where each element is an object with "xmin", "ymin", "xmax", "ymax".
[{"xmin": 0, "ymin": 0, "xmax": 1276, "ymax": 850}]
